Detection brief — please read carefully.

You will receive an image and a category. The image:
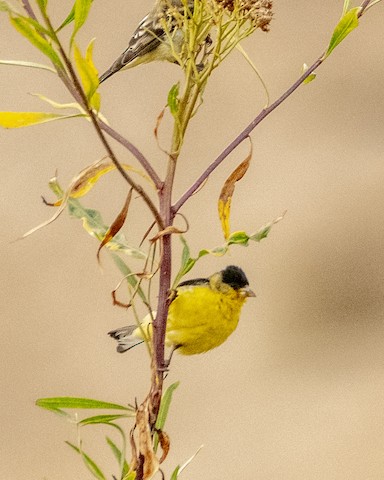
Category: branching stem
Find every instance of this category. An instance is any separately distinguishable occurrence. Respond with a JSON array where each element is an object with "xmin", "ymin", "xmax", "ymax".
[{"xmin": 173, "ymin": 0, "xmax": 375, "ymax": 214}]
